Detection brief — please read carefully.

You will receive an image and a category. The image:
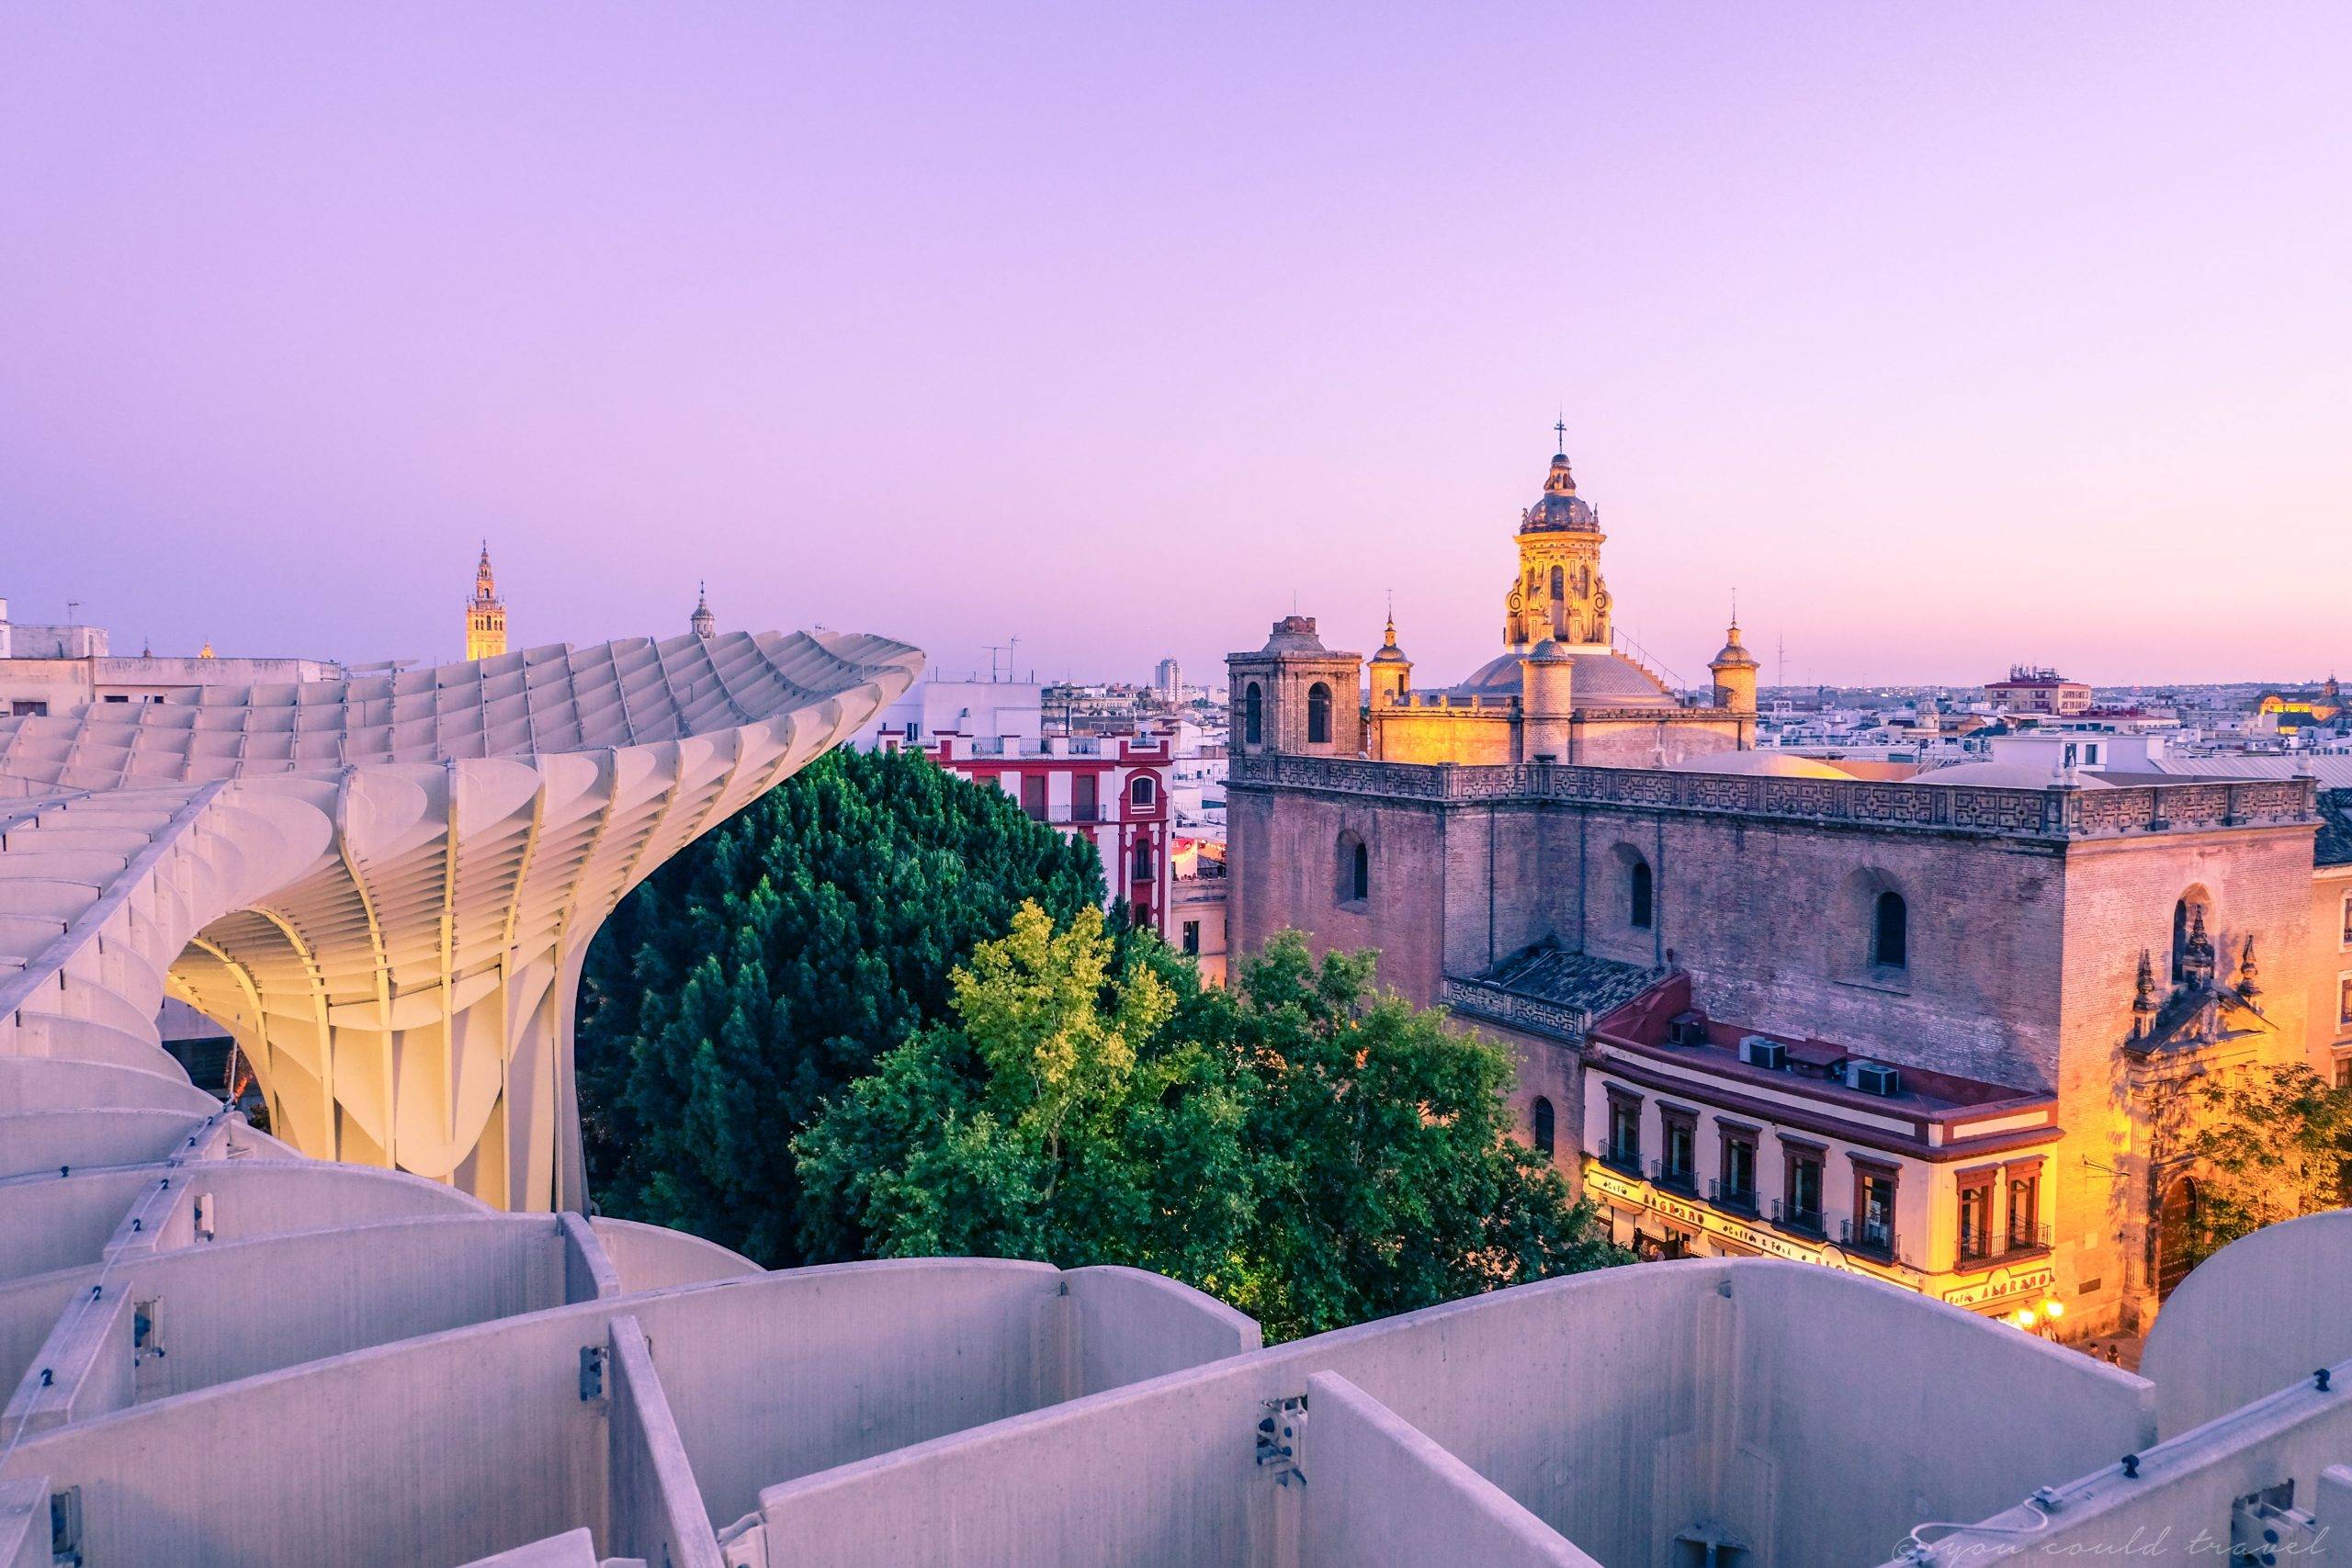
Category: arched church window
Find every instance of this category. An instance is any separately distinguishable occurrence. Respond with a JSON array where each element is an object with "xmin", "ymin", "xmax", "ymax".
[
  {"xmin": 1244, "ymin": 683, "xmax": 1262, "ymax": 745},
  {"xmin": 1131, "ymin": 774, "xmax": 1156, "ymax": 807},
  {"xmin": 1132, "ymin": 836, "xmax": 1154, "ymax": 885},
  {"xmin": 1532, "ymin": 1096, "xmax": 1556, "ymax": 1156},
  {"xmin": 1306, "ymin": 682, "xmax": 1332, "ymax": 744},
  {"xmin": 1336, "ymin": 830, "xmax": 1368, "ymax": 906},
  {"xmin": 1873, "ymin": 891, "xmax": 1909, "ymax": 970},
  {"xmin": 2171, "ymin": 898, "xmax": 2188, "ymax": 984},
  {"xmin": 1630, "ymin": 860, "xmax": 1654, "ymax": 930},
  {"xmin": 1550, "ymin": 566, "xmax": 1565, "ymax": 602}
]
